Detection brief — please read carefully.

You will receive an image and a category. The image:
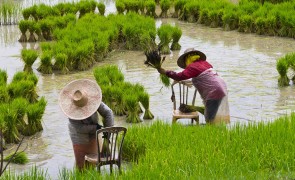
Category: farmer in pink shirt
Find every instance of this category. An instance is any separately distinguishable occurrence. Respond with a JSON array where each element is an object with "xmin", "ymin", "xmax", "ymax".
[{"xmin": 157, "ymin": 48, "xmax": 230, "ymax": 124}]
